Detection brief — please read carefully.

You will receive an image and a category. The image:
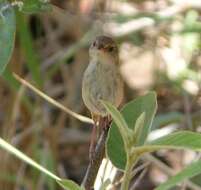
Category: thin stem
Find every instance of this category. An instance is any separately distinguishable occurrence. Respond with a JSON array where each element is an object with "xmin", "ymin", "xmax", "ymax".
[
  {"xmin": 13, "ymin": 73, "xmax": 93, "ymax": 124},
  {"xmin": 82, "ymin": 127, "xmax": 109, "ymax": 190},
  {"xmin": 121, "ymin": 158, "xmax": 132, "ymax": 190},
  {"xmin": 121, "ymin": 154, "xmax": 138, "ymax": 190}
]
